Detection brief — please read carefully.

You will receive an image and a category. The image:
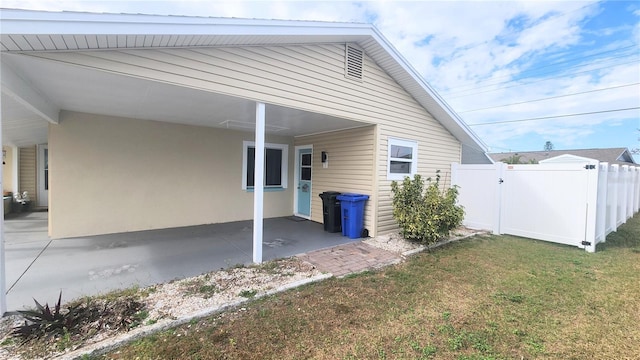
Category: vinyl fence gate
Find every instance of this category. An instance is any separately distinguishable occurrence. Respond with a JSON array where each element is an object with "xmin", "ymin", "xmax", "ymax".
[{"xmin": 451, "ymin": 161, "xmax": 640, "ymax": 252}]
